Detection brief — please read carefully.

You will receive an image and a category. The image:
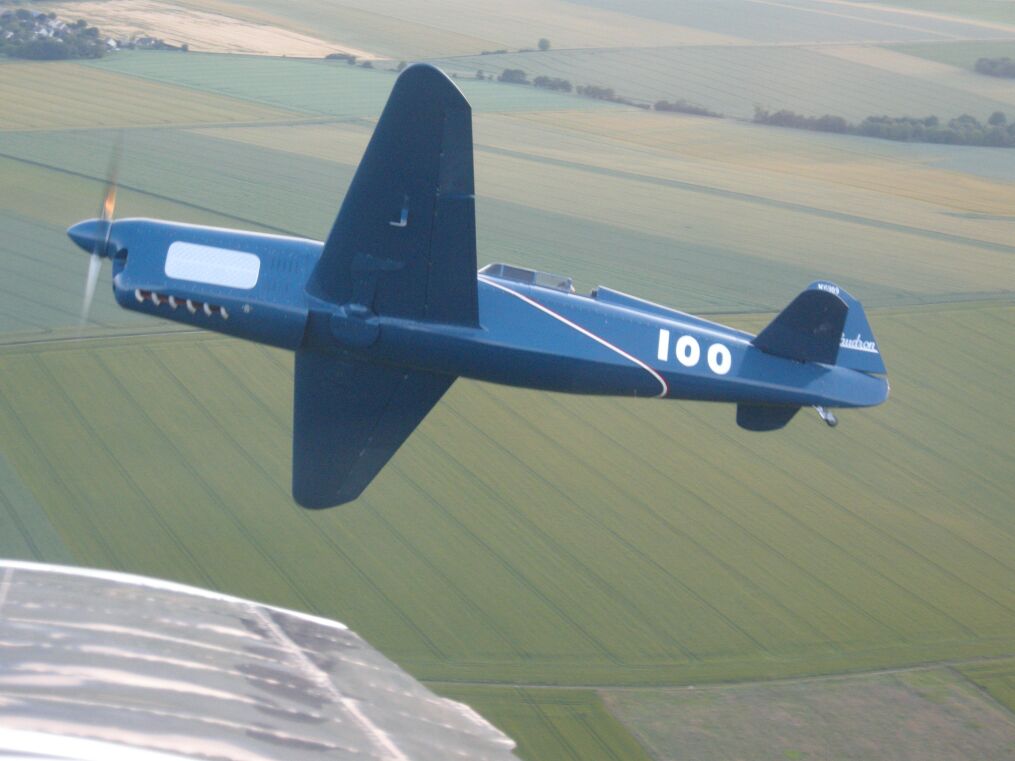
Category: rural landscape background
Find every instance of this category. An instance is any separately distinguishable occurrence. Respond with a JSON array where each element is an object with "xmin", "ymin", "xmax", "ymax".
[{"xmin": 2, "ymin": 0, "xmax": 1015, "ymax": 758}]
